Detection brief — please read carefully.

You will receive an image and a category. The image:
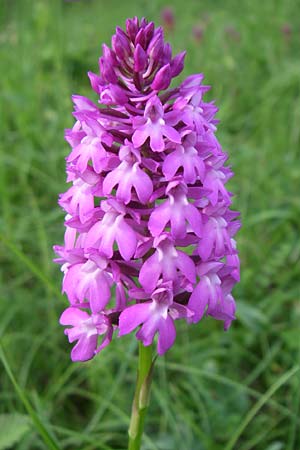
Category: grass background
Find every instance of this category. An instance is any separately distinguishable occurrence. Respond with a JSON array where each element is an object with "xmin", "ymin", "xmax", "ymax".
[{"xmin": 0, "ymin": 0, "xmax": 300, "ymax": 449}]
